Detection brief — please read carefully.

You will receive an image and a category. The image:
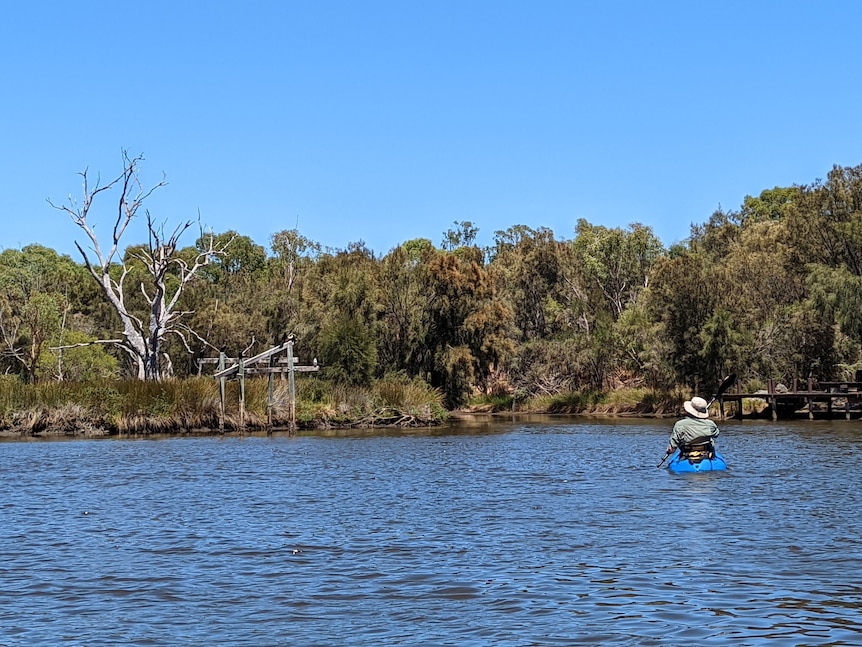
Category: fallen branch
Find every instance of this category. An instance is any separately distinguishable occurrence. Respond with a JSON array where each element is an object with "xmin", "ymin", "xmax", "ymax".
[{"xmin": 49, "ymin": 339, "xmax": 124, "ymax": 351}]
